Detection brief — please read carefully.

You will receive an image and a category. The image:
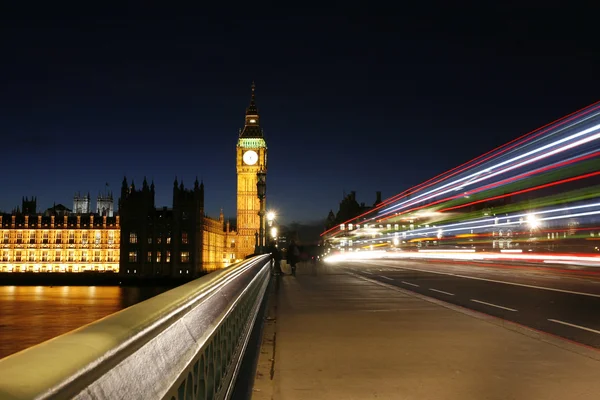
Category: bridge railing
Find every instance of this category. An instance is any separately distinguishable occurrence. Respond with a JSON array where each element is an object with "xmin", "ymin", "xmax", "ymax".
[{"xmin": 0, "ymin": 254, "xmax": 273, "ymax": 400}]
